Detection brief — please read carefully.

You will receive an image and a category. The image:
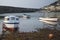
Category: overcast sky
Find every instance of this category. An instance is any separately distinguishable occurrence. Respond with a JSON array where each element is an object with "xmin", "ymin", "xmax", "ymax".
[{"xmin": 0, "ymin": 0, "xmax": 57, "ymax": 9}]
